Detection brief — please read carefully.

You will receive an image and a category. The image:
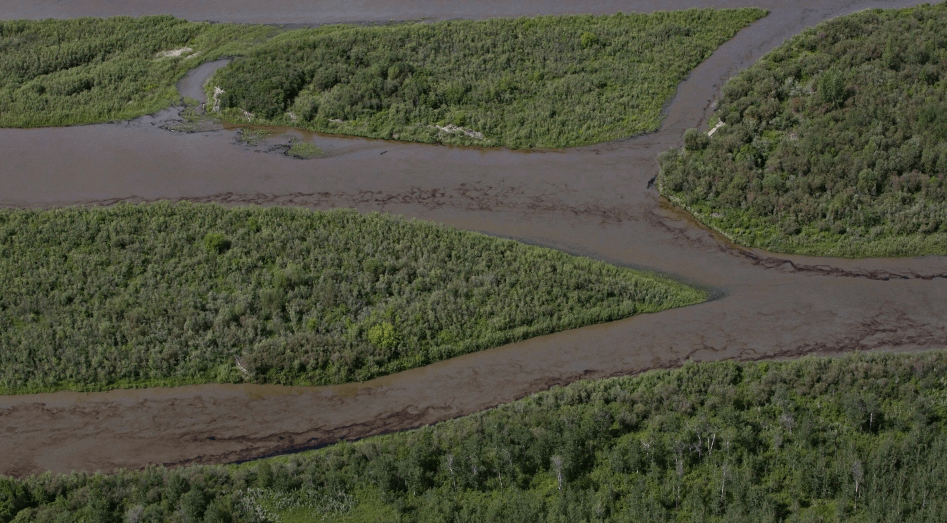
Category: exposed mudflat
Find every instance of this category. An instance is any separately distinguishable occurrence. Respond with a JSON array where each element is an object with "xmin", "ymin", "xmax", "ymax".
[{"xmin": 0, "ymin": 0, "xmax": 944, "ymax": 478}]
